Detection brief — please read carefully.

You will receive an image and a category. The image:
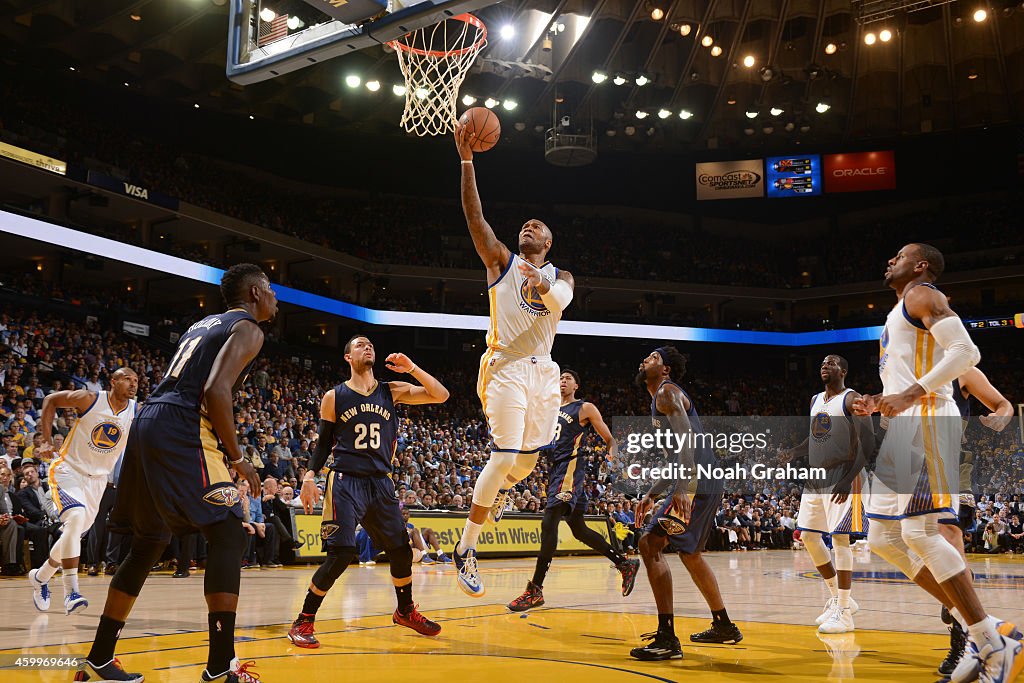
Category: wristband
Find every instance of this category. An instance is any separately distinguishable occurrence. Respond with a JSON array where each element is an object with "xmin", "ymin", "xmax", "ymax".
[
  {"xmin": 460, "ymin": 160, "xmax": 473, "ymax": 165},
  {"xmin": 228, "ymin": 455, "xmax": 244, "ymax": 465},
  {"xmin": 409, "ymin": 364, "xmax": 419, "ymax": 374}
]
